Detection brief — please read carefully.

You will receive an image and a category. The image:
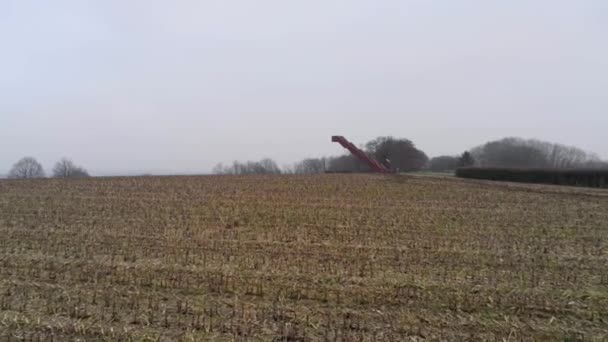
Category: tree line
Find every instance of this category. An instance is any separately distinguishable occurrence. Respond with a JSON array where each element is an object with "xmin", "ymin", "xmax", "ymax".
[
  {"xmin": 429, "ymin": 137, "xmax": 607, "ymax": 172},
  {"xmin": 4, "ymin": 157, "xmax": 90, "ymax": 179},
  {"xmin": 215, "ymin": 136, "xmax": 607, "ymax": 175},
  {"xmin": 213, "ymin": 136, "xmax": 459, "ymax": 175},
  {"xmin": 212, "ymin": 136, "xmax": 432, "ymax": 175},
  {"xmin": 4, "ymin": 136, "xmax": 605, "ymax": 178}
]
